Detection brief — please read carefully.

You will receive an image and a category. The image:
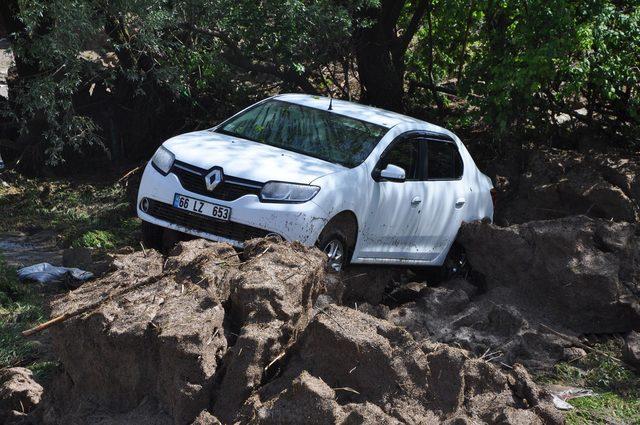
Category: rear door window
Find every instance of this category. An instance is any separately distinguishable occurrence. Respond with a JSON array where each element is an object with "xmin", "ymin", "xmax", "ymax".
[{"xmin": 427, "ymin": 141, "xmax": 463, "ymax": 180}]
